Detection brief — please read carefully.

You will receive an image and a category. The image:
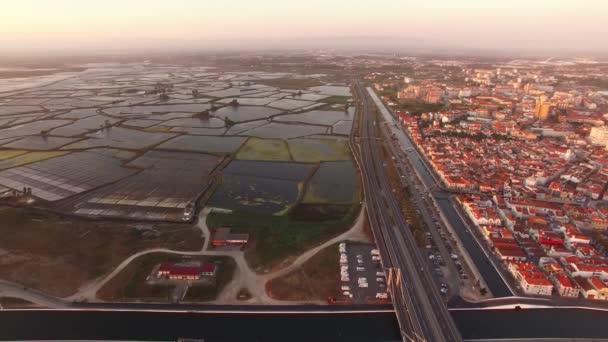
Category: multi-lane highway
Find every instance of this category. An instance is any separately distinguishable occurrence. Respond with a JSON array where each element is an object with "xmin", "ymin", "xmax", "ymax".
[
  {"xmin": 353, "ymin": 81, "xmax": 462, "ymax": 342},
  {"xmin": 365, "ymin": 86, "xmax": 514, "ymax": 298}
]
